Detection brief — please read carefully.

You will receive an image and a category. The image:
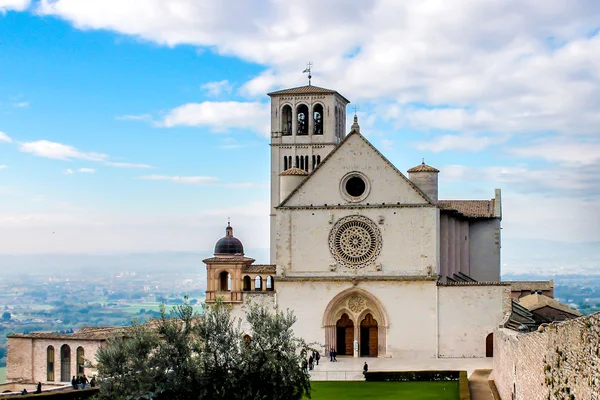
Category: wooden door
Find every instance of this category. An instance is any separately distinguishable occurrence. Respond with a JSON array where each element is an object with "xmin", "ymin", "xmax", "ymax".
[
  {"xmin": 369, "ymin": 326, "xmax": 378, "ymax": 357},
  {"xmin": 360, "ymin": 314, "xmax": 378, "ymax": 357},
  {"xmin": 486, "ymin": 333, "xmax": 494, "ymax": 357},
  {"xmin": 336, "ymin": 313, "xmax": 354, "ymax": 355},
  {"xmin": 345, "ymin": 326, "xmax": 354, "ymax": 355}
]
